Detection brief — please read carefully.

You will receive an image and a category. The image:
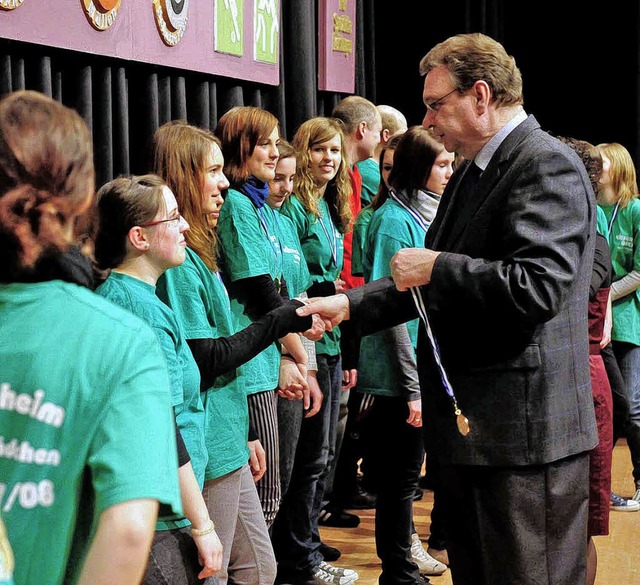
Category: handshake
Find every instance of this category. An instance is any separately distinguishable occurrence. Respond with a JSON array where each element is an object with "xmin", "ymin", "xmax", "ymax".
[{"xmin": 295, "ymin": 246, "xmax": 440, "ymax": 328}]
